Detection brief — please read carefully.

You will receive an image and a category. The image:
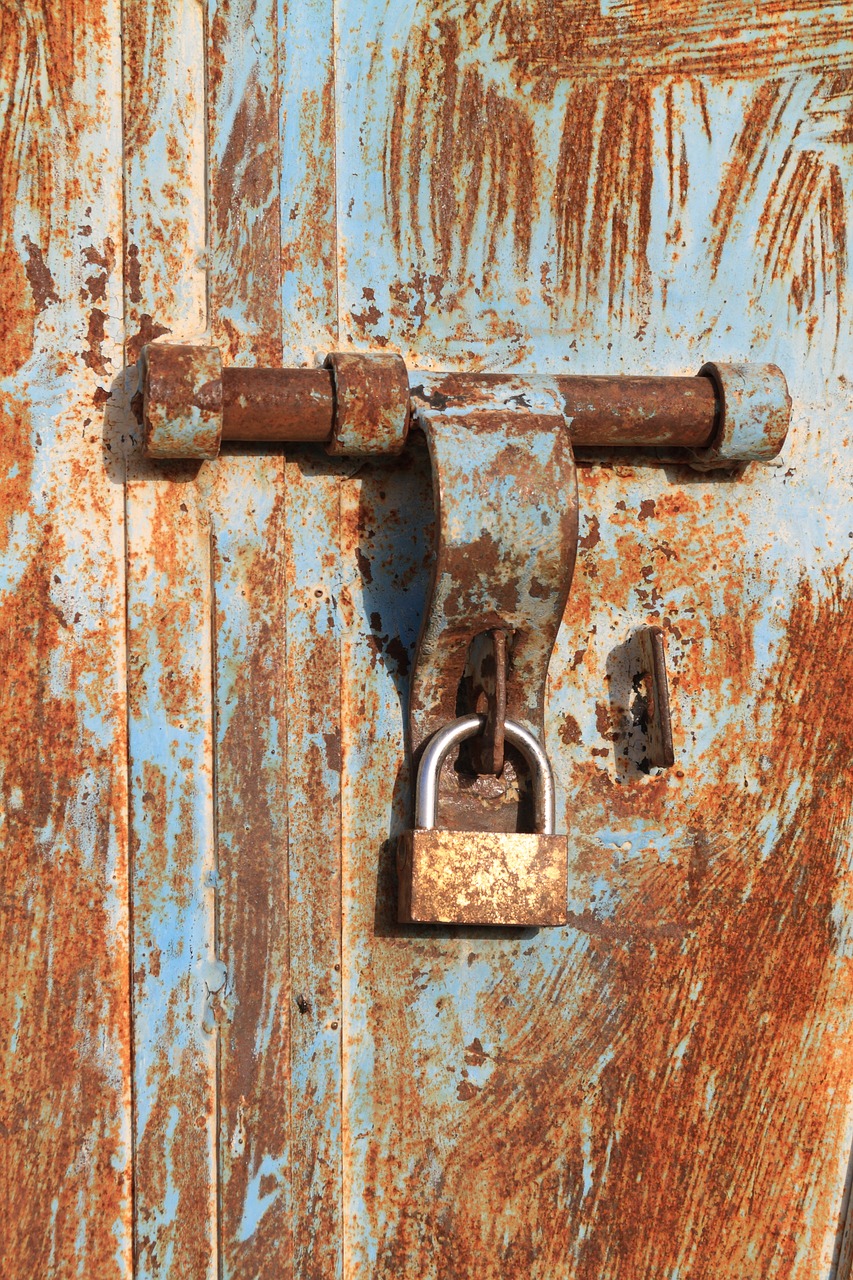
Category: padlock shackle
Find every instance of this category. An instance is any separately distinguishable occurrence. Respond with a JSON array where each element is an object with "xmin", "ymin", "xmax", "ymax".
[{"xmin": 416, "ymin": 713, "xmax": 556, "ymax": 836}]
